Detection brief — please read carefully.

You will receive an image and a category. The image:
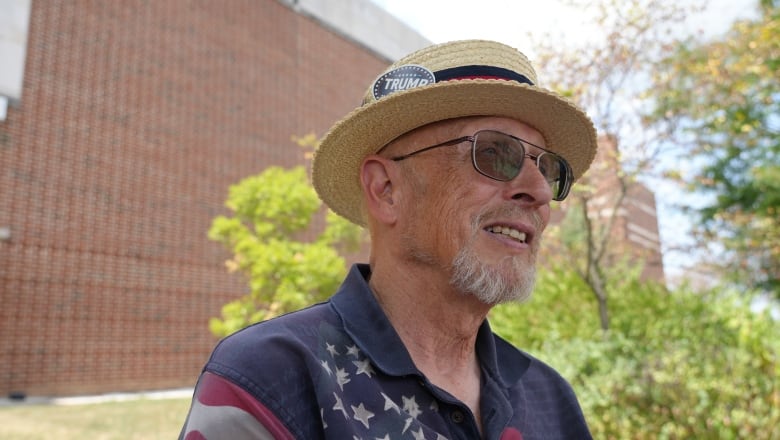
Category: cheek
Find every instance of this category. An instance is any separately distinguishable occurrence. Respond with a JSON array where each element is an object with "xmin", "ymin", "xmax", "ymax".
[
  {"xmin": 402, "ymin": 156, "xmax": 487, "ymax": 257},
  {"xmin": 426, "ymin": 167, "xmax": 485, "ymax": 246},
  {"xmin": 537, "ymin": 205, "xmax": 551, "ymax": 231}
]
